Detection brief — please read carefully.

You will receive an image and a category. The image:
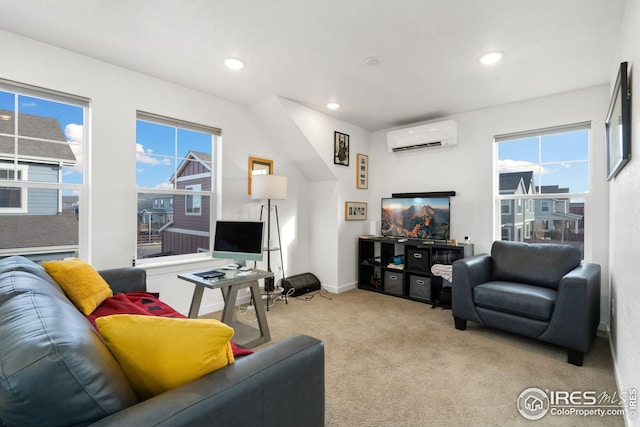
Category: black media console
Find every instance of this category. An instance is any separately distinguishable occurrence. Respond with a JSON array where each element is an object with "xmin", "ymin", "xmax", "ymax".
[{"xmin": 357, "ymin": 237, "xmax": 473, "ymax": 308}]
